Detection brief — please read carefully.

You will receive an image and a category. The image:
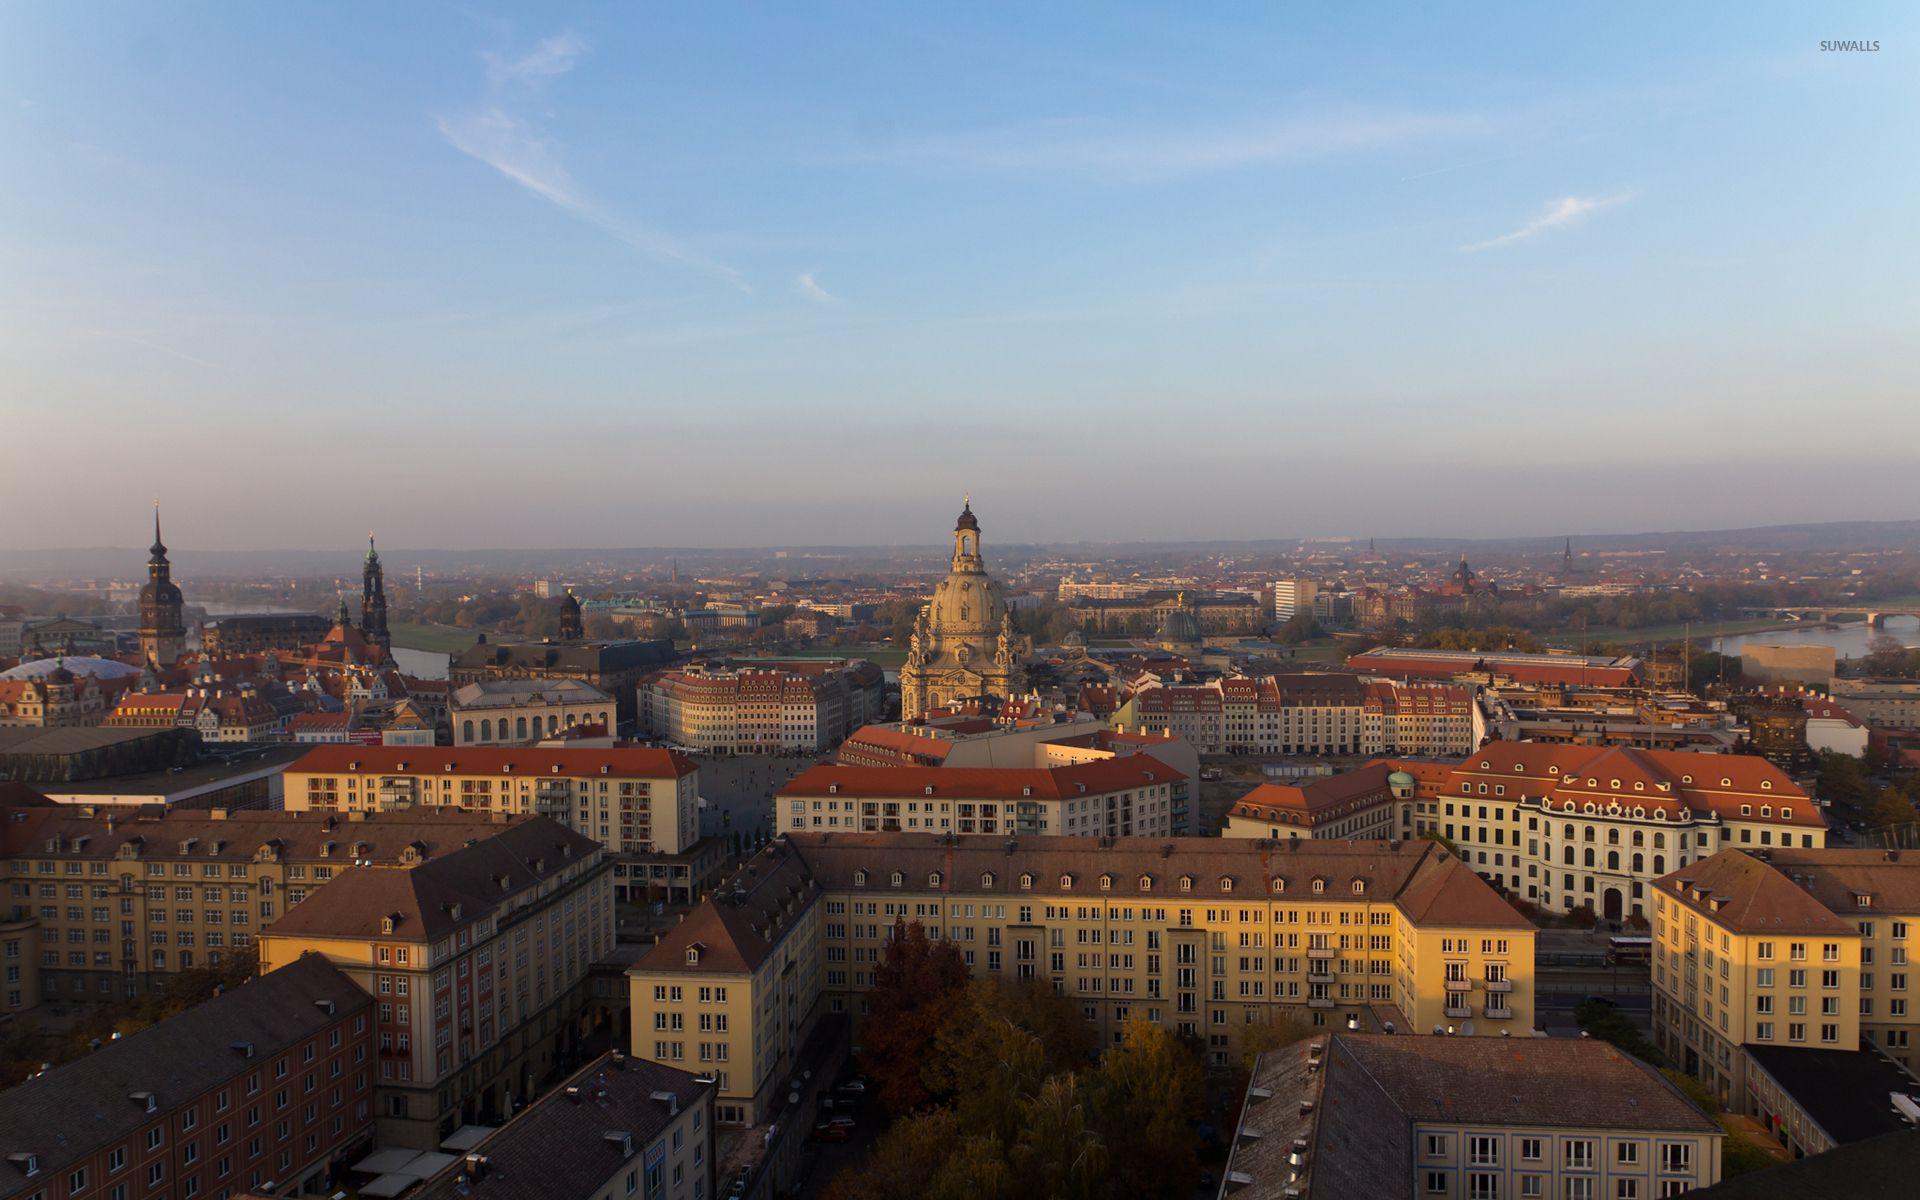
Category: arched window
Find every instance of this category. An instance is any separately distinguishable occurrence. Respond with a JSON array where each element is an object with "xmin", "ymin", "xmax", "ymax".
[
  {"xmin": 480, "ymin": 719, "xmax": 493, "ymax": 741},
  {"xmin": 515, "ymin": 717, "xmax": 528, "ymax": 739},
  {"xmin": 1563, "ymin": 846, "xmax": 1574, "ymax": 865},
  {"xmin": 462, "ymin": 720, "xmax": 473, "ymax": 742},
  {"xmin": 1019, "ymin": 873, "xmax": 1034, "ymax": 890},
  {"xmin": 1607, "ymin": 851, "xmax": 1620, "ymax": 871},
  {"xmin": 1583, "ymin": 848, "xmax": 1596, "ymax": 868},
  {"xmin": 980, "ymin": 872, "xmax": 996, "ymax": 888},
  {"xmin": 1654, "ymin": 832, "xmax": 1667, "ymax": 849},
  {"xmin": 1653, "ymin": 856, "xmax": 1665, "ymax": 875},
  {"xmin": 889, "ymin": 871, "xmax": 903, "ymax": 887},
  {"xmin": 1631, "ymin": 853, "xmax": 1644, "ymax": 874},
  {"xmin": 928, "ymin": 871, "xmax": 942, "ymax": 887}
]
